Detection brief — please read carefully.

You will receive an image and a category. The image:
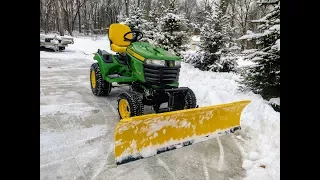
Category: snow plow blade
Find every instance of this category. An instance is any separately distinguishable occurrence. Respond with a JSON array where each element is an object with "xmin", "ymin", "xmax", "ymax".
[{"xmin": 114, "ymin": 100, "xmax": 251, "ymax": 165}]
